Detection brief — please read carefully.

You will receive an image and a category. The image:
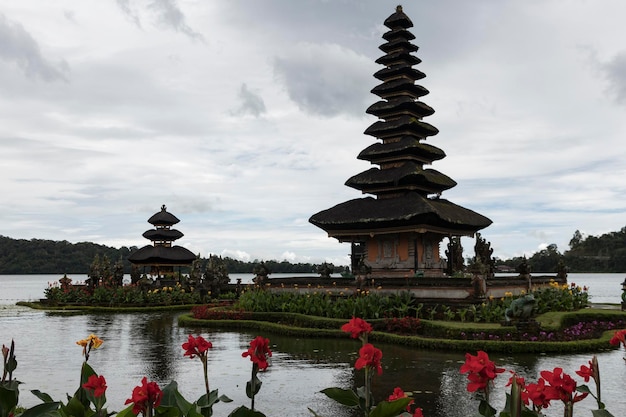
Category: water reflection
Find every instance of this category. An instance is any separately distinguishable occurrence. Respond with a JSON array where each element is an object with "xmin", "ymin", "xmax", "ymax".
[{"xmin": 1, "ymin": 309, "xmax": 625, "ymax": 417}]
